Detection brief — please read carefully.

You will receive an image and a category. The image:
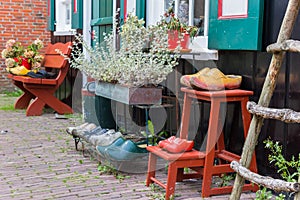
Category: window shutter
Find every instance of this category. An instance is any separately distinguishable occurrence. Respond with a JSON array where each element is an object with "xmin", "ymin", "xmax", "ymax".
[
  {"xmin": 72, "ymin": 0, "xmax": 83, "ymax": 29},
  {"xmin": 47, "ymin": 0, "xmax": 55, "ymax": 31},
  {"xmin": 208, "ymin": 0, "xmax": 264, "ymax": 50},
  {"xmin": 136, "ymin": 0, "xmax": 145, "ymax": 20}
]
